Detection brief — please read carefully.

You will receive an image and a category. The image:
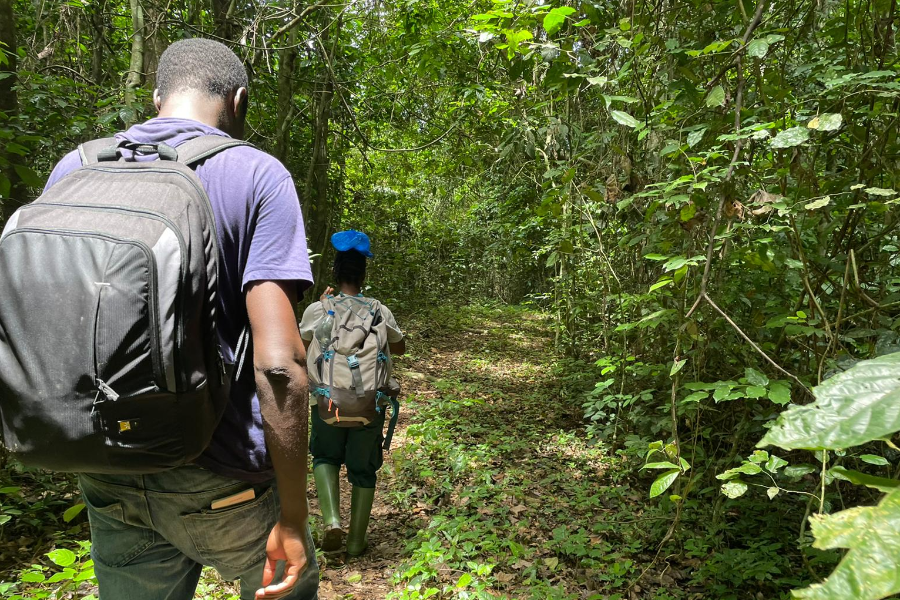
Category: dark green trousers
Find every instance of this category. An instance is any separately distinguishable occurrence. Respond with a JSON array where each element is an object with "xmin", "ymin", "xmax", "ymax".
[{"xmin": 309, "ymin": 406, "xmax": 386, "ymax": 488}]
